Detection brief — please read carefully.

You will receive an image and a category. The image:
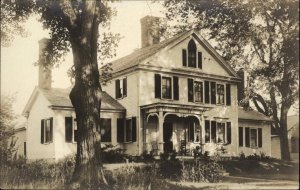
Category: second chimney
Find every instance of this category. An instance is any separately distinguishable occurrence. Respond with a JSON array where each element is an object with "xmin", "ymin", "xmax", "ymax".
[
  {"xmin": 38, "ymin": 38, "xmax": 52, "ymax": 90},
  {"xmin": 141, "ymin": 16, "xmax": 161, "ymax": 48}
]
